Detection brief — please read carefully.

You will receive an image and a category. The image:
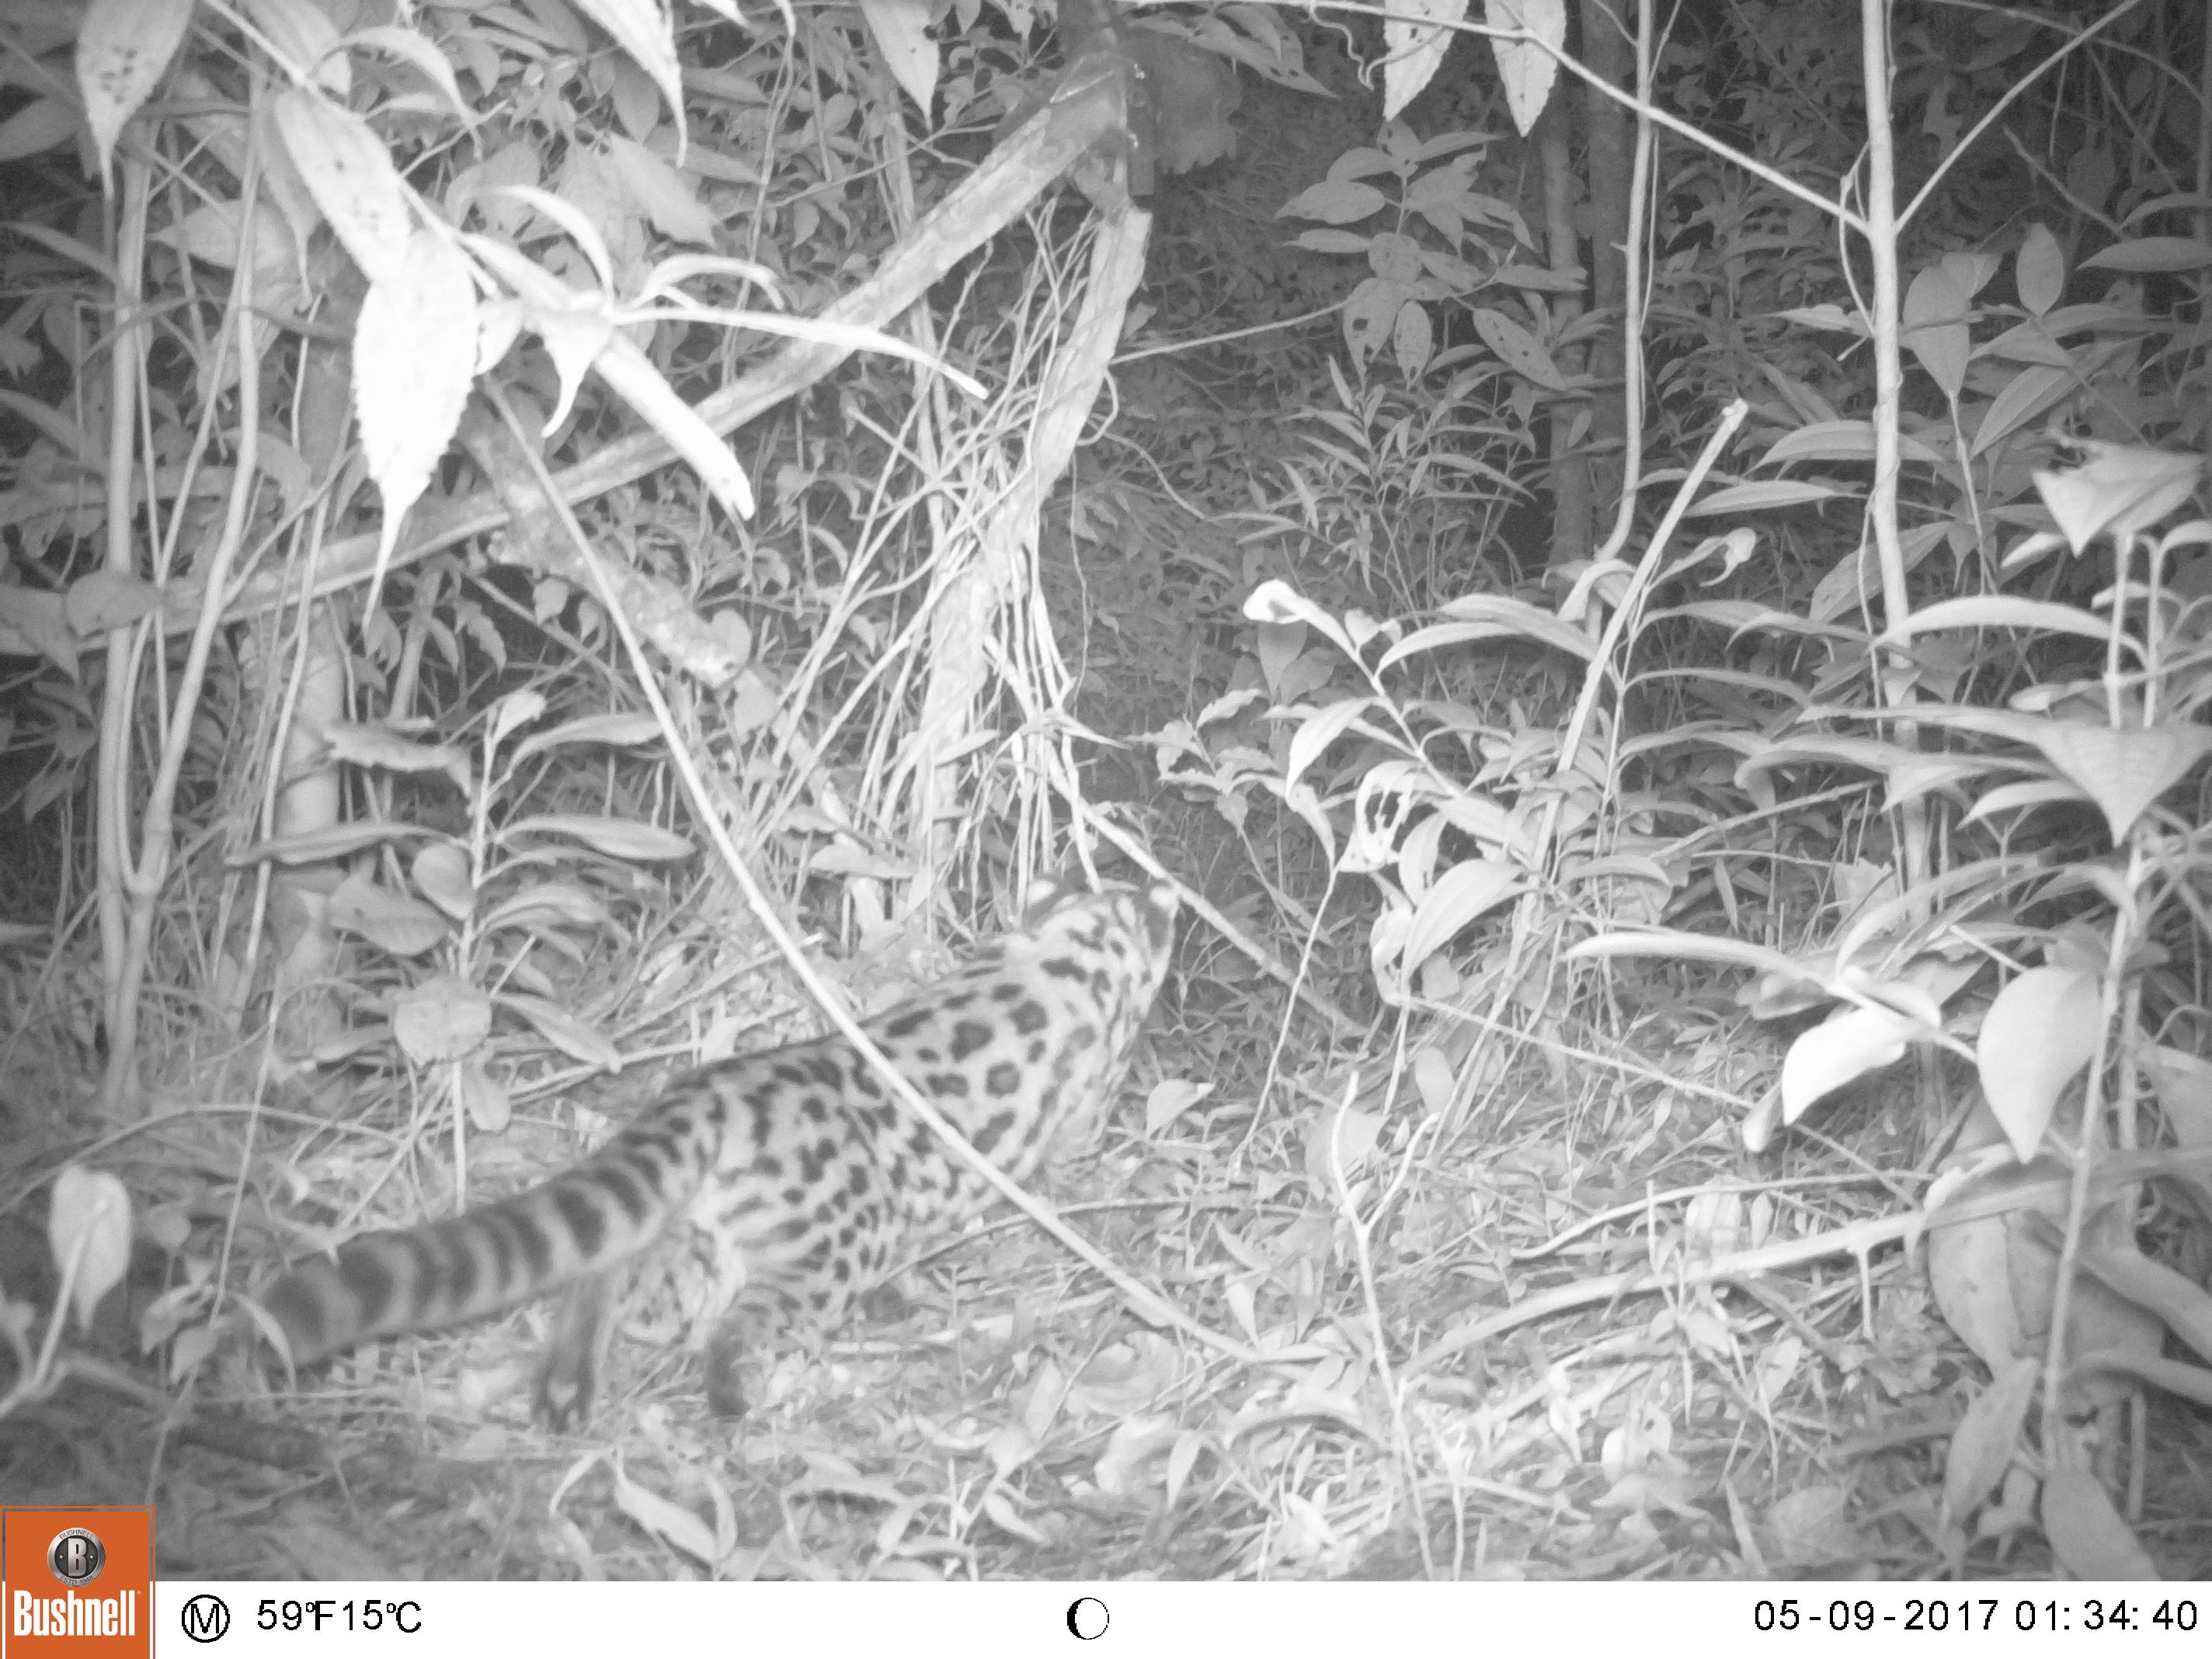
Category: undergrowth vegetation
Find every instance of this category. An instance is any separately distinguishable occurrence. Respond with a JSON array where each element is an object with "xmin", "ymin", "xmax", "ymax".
[{"xmin": 1, "ymin": 0, "xmax": 2209, "ymax": 1584}]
